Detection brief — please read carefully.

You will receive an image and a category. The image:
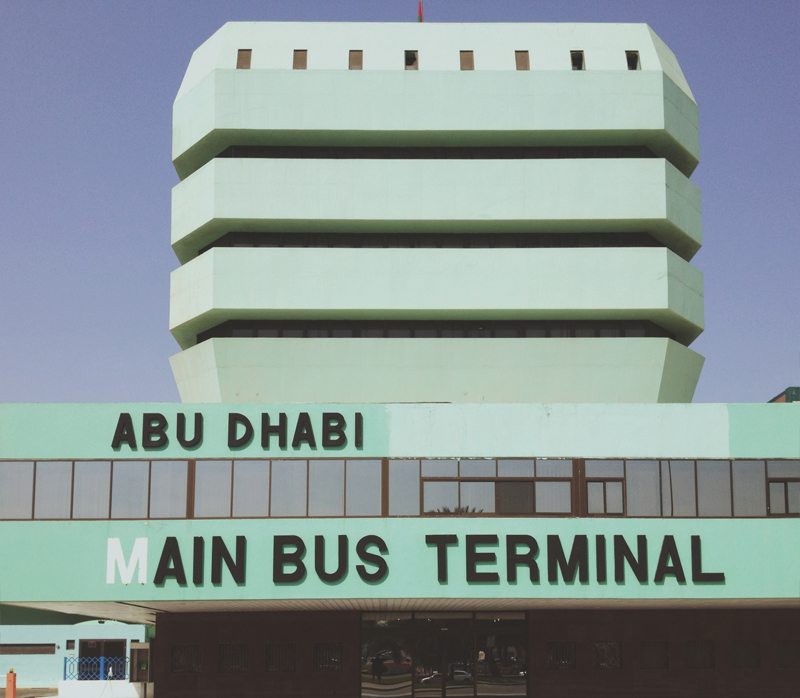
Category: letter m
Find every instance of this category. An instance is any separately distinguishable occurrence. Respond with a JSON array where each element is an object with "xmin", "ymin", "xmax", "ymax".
[{"xmin": 106, "ymin": 538, "xmax": 148, "ymax": 584}]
